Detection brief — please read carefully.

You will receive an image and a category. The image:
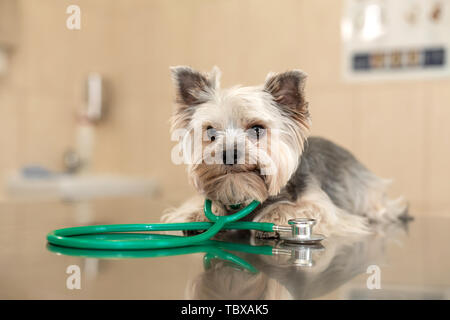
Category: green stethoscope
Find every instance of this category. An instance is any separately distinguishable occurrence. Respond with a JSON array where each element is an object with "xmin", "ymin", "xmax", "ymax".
[
  {"xmin": 46, "ymin": 199, "xmax": 324, "ymax": 250},
  {"xmin": 47, "ymin": 234, "xmax": 325, "ymax": 272}
]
